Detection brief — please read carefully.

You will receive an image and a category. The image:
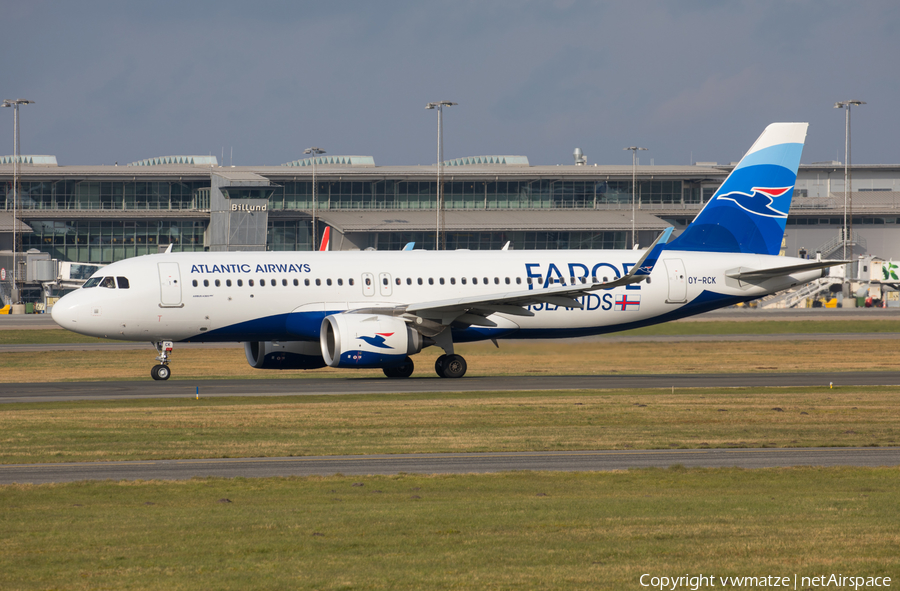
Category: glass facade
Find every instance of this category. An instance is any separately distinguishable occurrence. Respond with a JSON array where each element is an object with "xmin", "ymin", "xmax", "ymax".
[
  {"xmin": 22, "ymin": 220, "xmax": 206, "ymax": 263},
  {"xmin": 268, "ymin": 179, "xmax": 687, "ymax": 211},
  {"xmin": 369, "ymin": 230, "xmax": 627, "ymax": 251},
  {"xmin": 2, "ymin": 171, "xmax": 700, "ymax": 264},
  {"xmin": 267, "ymin": 220, "xmax": 312, "ymax": 252},
  {"xmin": 2, "ymin": 180, "xmax": 210, "ymax": 210}
]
